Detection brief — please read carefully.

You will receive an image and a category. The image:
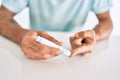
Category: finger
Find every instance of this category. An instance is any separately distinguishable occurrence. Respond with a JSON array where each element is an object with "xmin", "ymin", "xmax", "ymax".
[
  {"xmin": 70, "ymin": 44, "xmax": 93, "ymax": 57},
  {"xmin": 22, "ymin": 35, "xmax": 61, "ymax": 60},
  {"xmin": 79, "ymin": 51, "xmax": 91, "ymax": 56},
  {"xmin": 75, "ymin": 30, "xmax": 95, "ymax": 39},
  {"xmin": 82, "ymin": 30, "xmax": 95, "ymax": 39},
  {"xmin": 31, "ymin": 39, "xmax": 61, "ymax": 56},
  {"xmin": 71, "ymin": 38, "xmax": 83, "ymax": 46},
  {"xmin": 21, "ymin": 40, "xmax": 42, "ymax": 60},
  {"xmin": 70, "ymin": 36, "xmax": 74, "ymax": 42},
  {"xmin": 22, "ymin": 46, "xmax": 47, "ymax": 60},
  {"xmin": 75, "ymin": 31, "xmax": 85, "ymax": 38},
  {"xmin": 26, "ymin": 31, "xmax": 62, "ymax": 54},
  {"xmin": 70, "ymin": 36, "xmax": 83, "ymax": 49},
  {"xmin": 76, "ymin": 31, "xmax": 95, "ymax": 45},
  {"xmin": 21, "ymin": 39, "xmax": 45, "ymax": 60},
  {"xmin": 37, "ymin": 31, "xmax": 63, "ymax": 46},
  {"xmin": 49, "ymin": 47, "xmax": 61, "ymax": 56},
  {"xmin": 83, "ymin": 38, "xmax": 96, "ymax": 47},
  {"xmin": 22, "ymin": 42, "xmax": 61, "ymax": 60},
  {"xmin": 84, "ymin": 30, "xmax": 95, "ymax": 42}
]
